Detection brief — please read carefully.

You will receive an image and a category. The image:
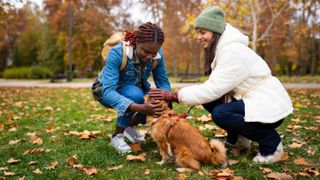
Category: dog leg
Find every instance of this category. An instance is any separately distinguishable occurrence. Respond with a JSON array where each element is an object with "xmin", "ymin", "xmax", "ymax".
[{"xmin": 175, "ymin": 147, "xmax": 201, "ymax": 171}]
